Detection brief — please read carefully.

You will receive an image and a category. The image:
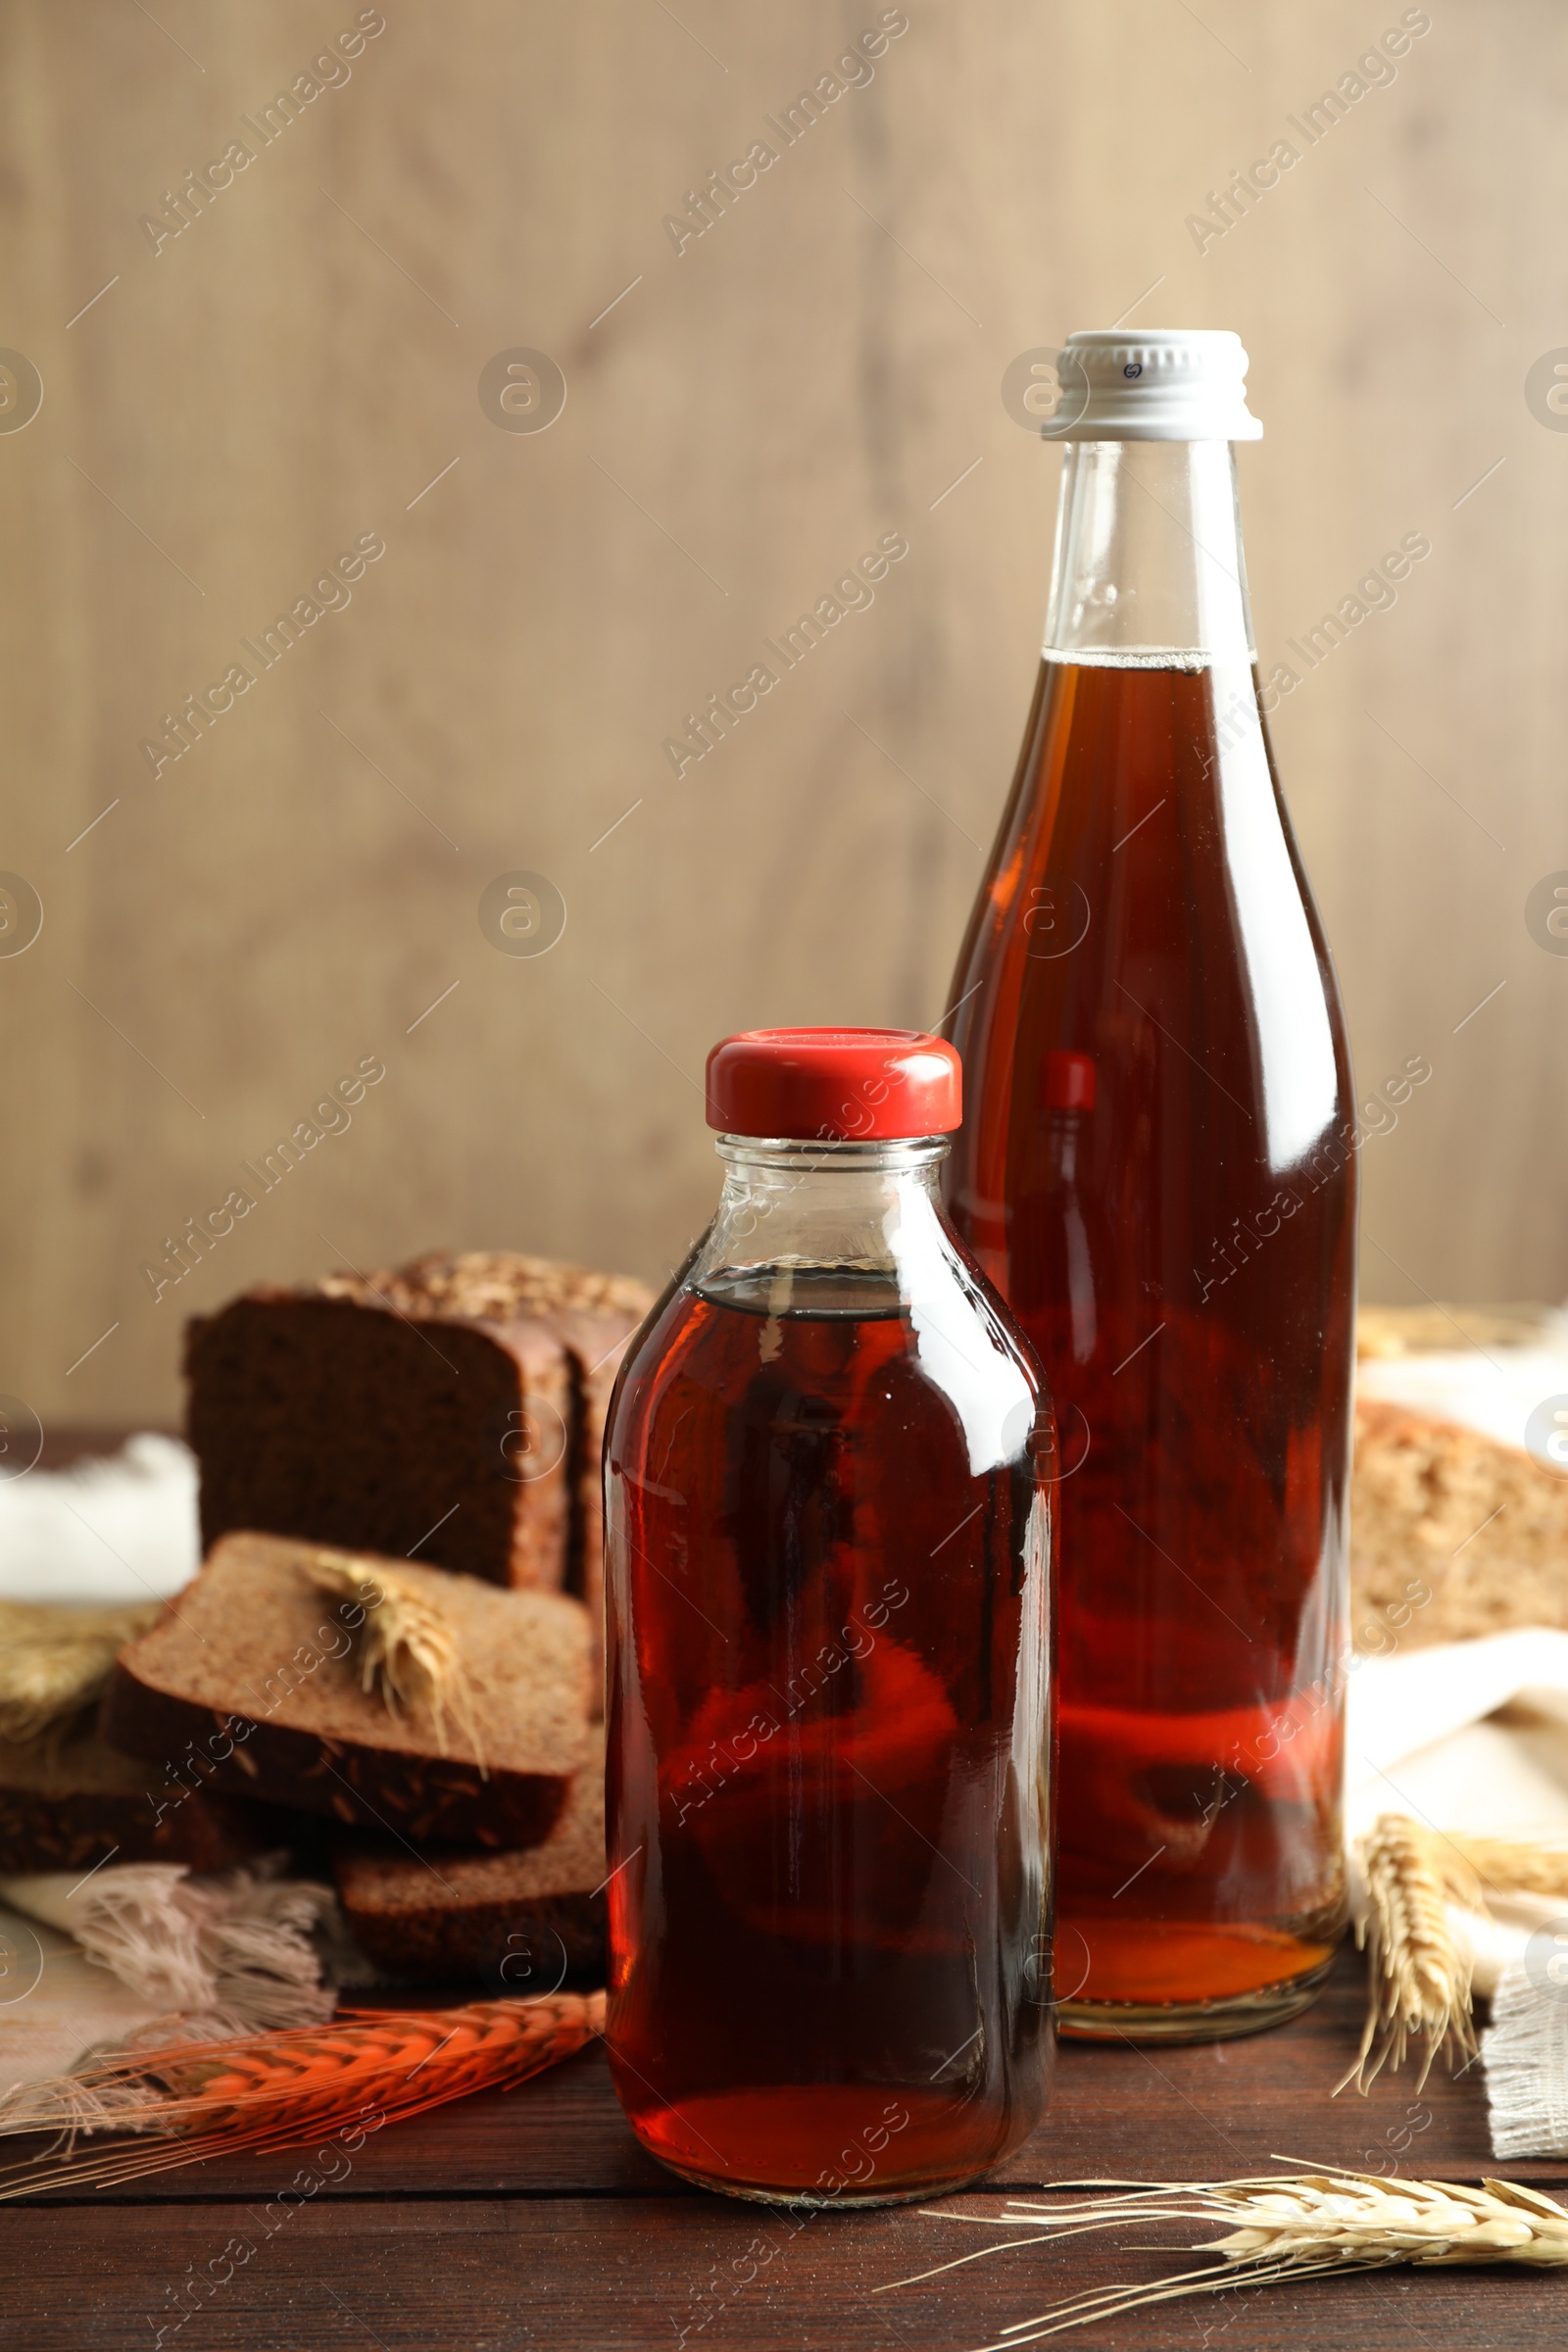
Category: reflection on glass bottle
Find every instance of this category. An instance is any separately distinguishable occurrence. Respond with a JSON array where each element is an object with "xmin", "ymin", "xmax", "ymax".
[{"xmin": 1039, "ymin": 1051, "xmax": 1098, "ymax": 1369}]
